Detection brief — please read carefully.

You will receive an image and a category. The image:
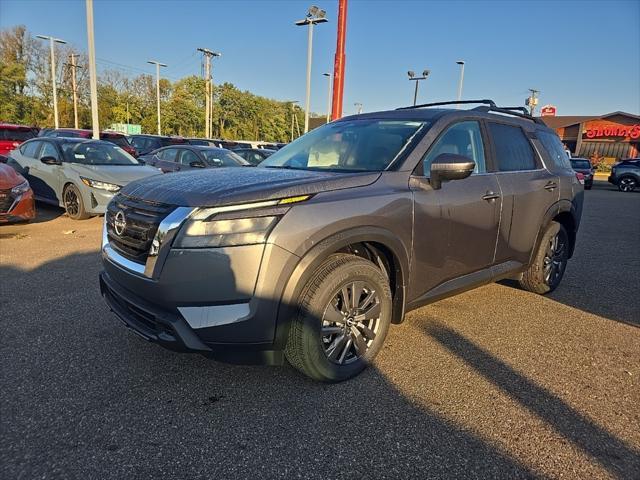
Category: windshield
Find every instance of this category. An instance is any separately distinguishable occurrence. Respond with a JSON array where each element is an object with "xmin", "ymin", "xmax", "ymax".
[
  {"xmin": 259, "ymin": 119, "xmax": 428, "ymax": 172},
  {"xmin": 571, "ymin": 160, "xmax": 591, "ymax": 169},
  {"xmin": 202, "ymin": 149, "xmax": 249, "ymax": 167},
  {"xmin": 62, "ymin": 141, "xmax": 140, "ymax": 165}
]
